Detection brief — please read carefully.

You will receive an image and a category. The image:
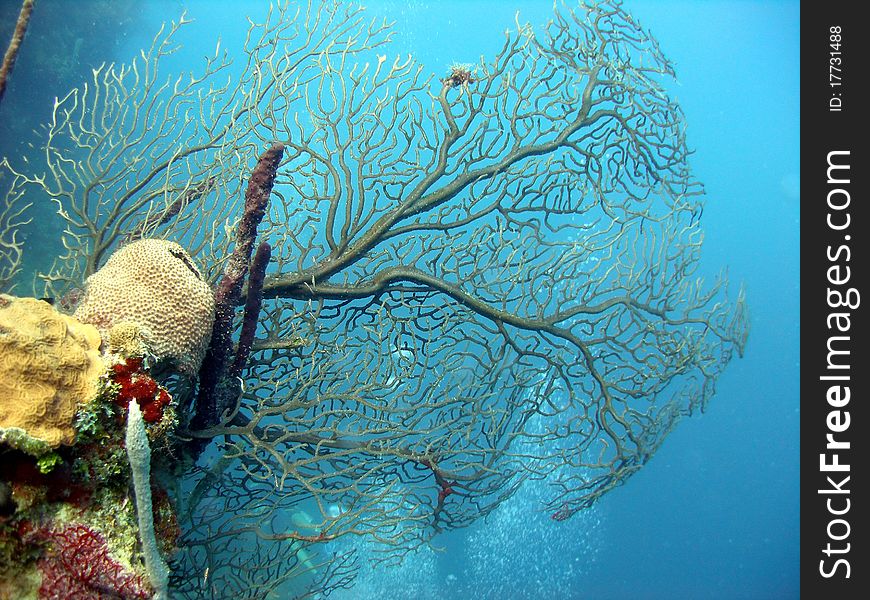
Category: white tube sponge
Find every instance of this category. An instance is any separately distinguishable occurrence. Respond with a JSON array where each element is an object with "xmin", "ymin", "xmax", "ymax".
[{"xmin": 126, "ymin": 400, "xmax": 171, "ymax": 599}]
